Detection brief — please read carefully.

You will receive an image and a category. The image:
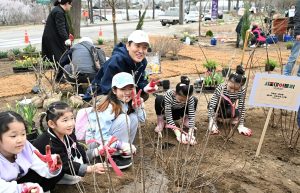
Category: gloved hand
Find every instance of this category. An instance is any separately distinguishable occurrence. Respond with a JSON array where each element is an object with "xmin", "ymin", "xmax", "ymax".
[
  {"xmin": 143, "ymin": 80, "xmax": 159, "ymax": 94},
  {"xmin": 116, "ymin": 141, "xmax": 137, "ymax": 156},
  {"xmin": 208, "ymin": 118, "xmax": 219, "ymax": 135},
  {"xmin": 33, "ymin": 145, "xmax": 62, "ymax": 173},
  {"xmin": 237, "ymin": 125, "xmax": 252, "ymax": 137},
  {"xmin": 65, "ymin": 39, "xmax": 72, "ymax": 46},
  {"xmin": 91, "ymin": 136, "xmax": 118, "ymax": 157},
  {"xmin": 187, "ymin": 128, "xmax": 197, "ymax": 145},
  {"xmin": 174, "ymin": 129, "xmax": 188, "ymax": 144},
  {"xmin": 131, "ymin": 89, "xmax": 143, "ymax": 109},
  {"xmin": 21, "ymin": 182, "xmax": 43, "ymax": 193}
]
